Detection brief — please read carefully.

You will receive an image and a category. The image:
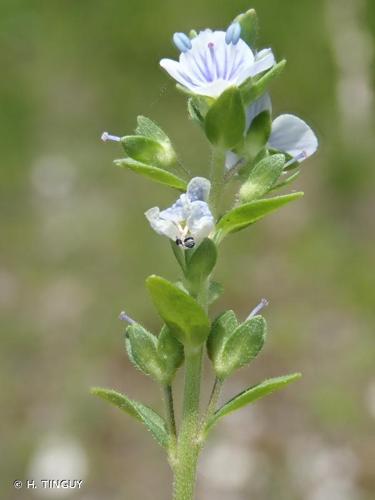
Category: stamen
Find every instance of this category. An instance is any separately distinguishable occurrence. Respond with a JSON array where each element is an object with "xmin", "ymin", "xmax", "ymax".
[
  {"xmin": 225, "ymin": 22, "xmax": 241, "ymax": 45},
  {"xmin": 173, "ymin": 32, "xmax": 192, "ymax": 53},
  {"xmin": 284, "ymin": 150, "xmax": 307, "ymax": 168},
  {"xmin": 247, "ymin": 298, "xmax": 269, "ymax": 319},
  {"xmin": 101, "ymin": 132, "xmax": 121, "ymax": 143},
  {"xmin": 119, "ymin": 311, "xmax": 136, "ymax": 324}
]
